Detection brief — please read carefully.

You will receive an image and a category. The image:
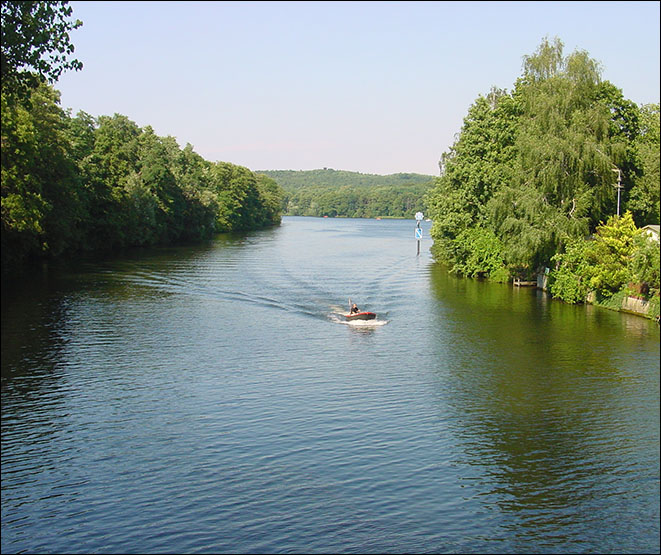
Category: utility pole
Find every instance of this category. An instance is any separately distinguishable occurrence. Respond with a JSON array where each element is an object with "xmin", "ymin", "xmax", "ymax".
[{"xmin": 612, "ymin": 168, "xmax": 622, "ymax": 217}]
